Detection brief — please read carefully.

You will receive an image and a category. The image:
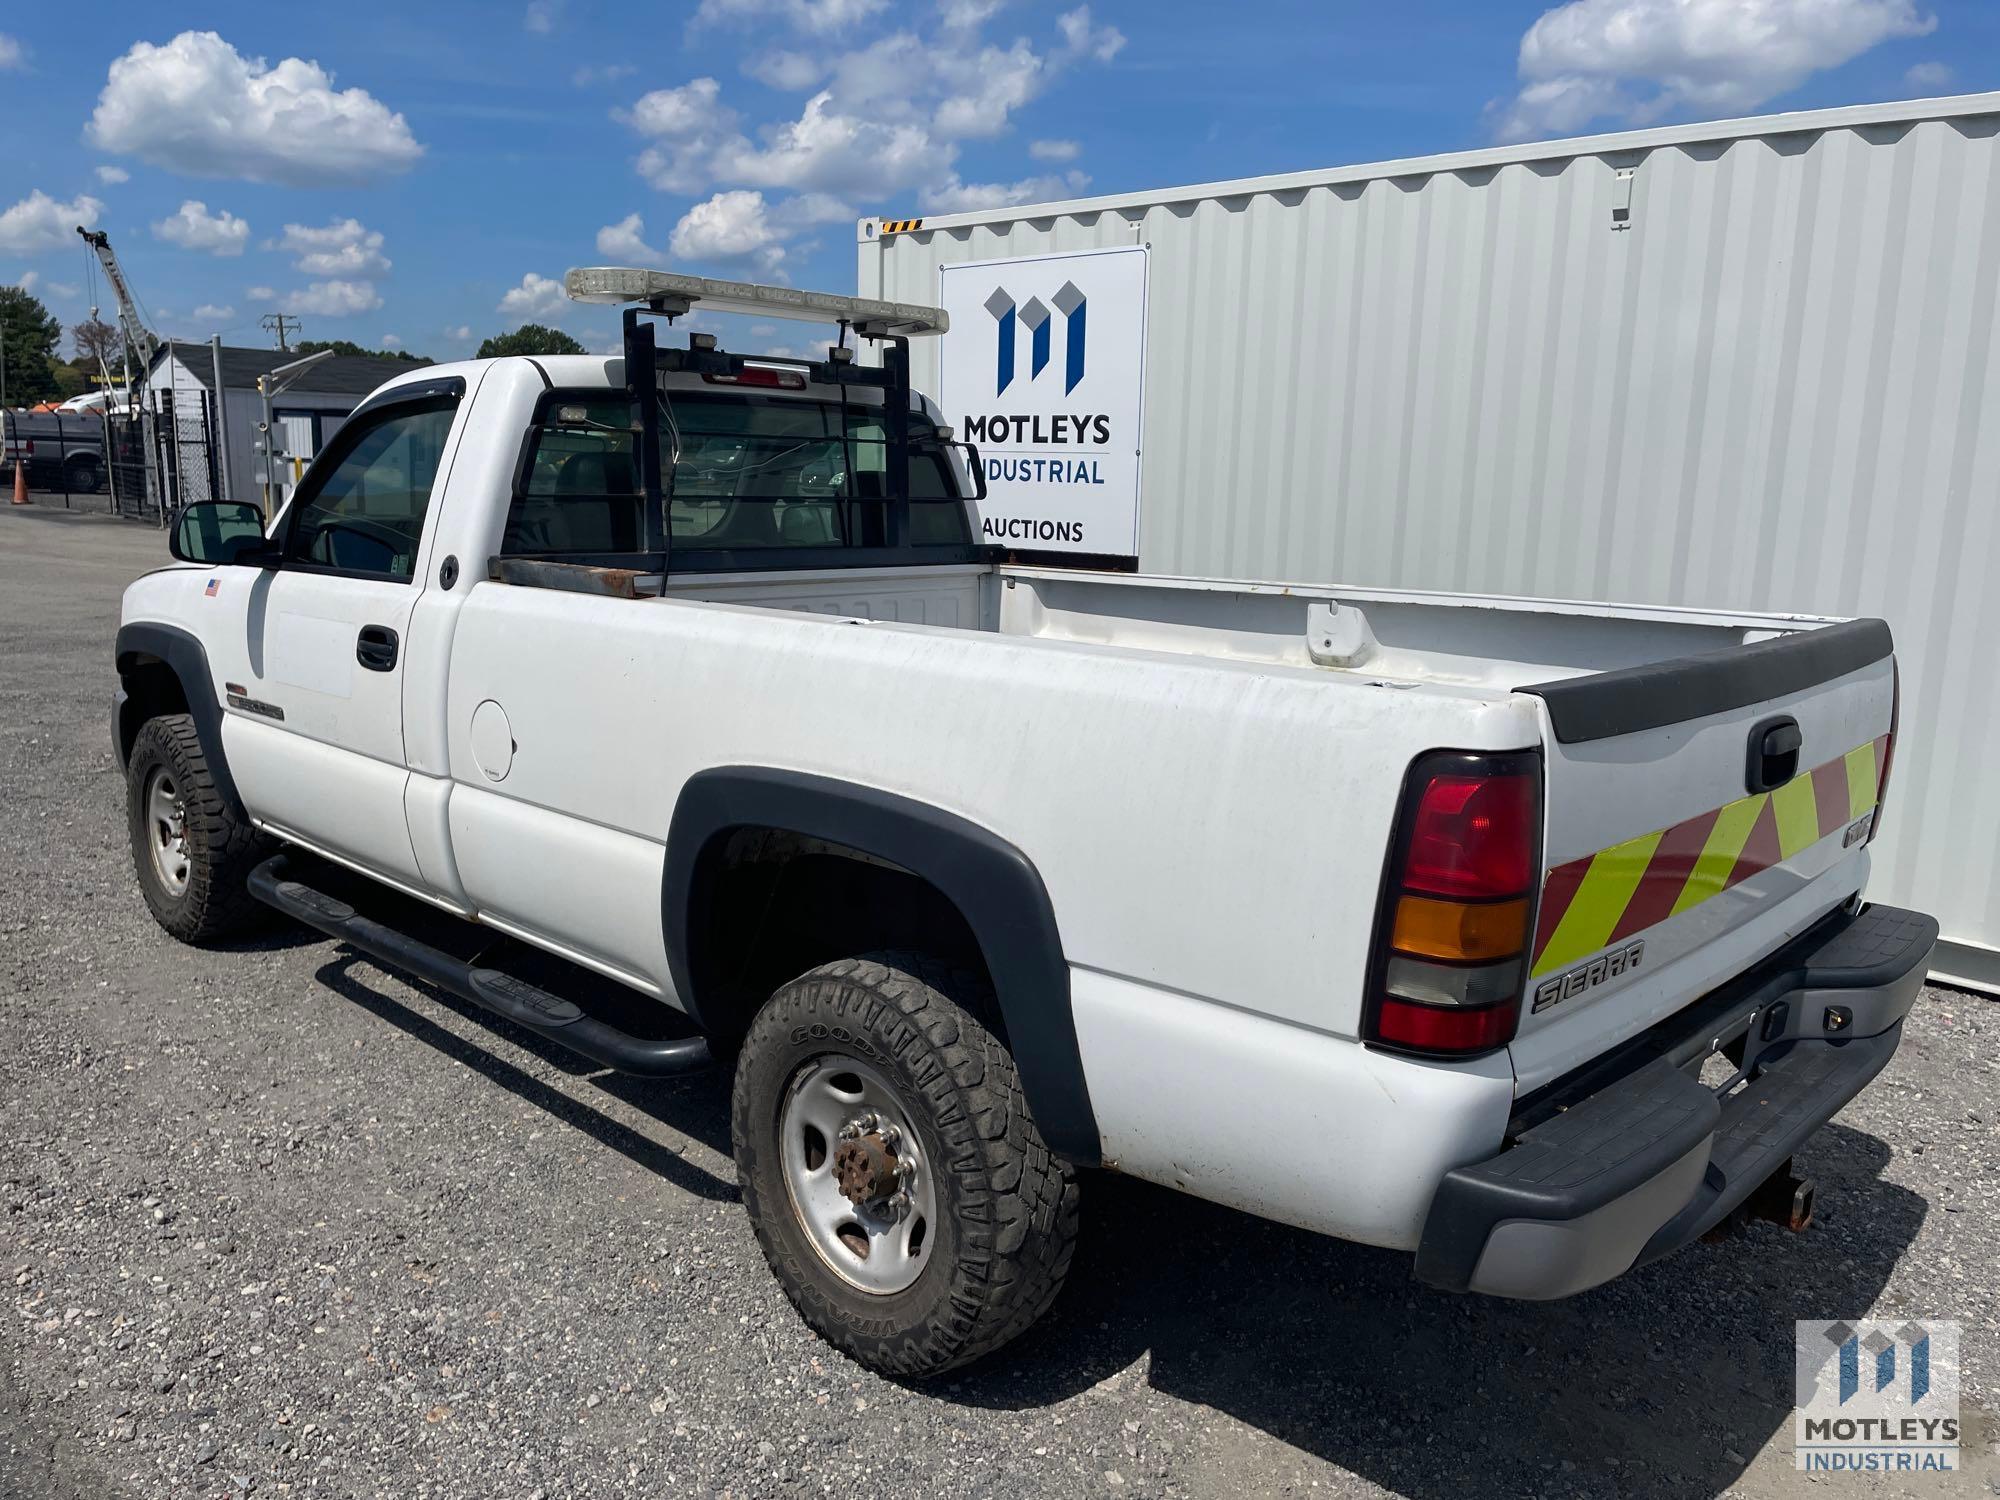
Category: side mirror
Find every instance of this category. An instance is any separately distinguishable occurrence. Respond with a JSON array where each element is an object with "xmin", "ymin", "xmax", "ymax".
[{"xmin": 170, "ymin": 500, "xmax": 276, "ymax": 567}]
